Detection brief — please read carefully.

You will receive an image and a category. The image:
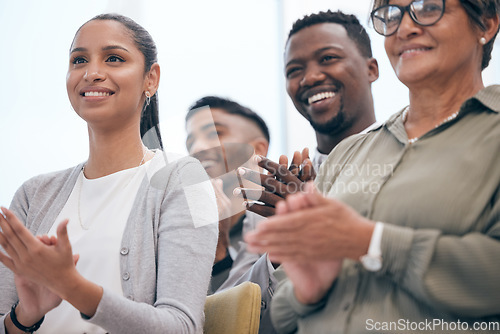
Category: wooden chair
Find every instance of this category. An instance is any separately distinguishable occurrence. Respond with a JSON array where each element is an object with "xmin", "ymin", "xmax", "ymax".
[{"xmin": 204, "ymin": 281, "xmax": 261, "ymax": 334}]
